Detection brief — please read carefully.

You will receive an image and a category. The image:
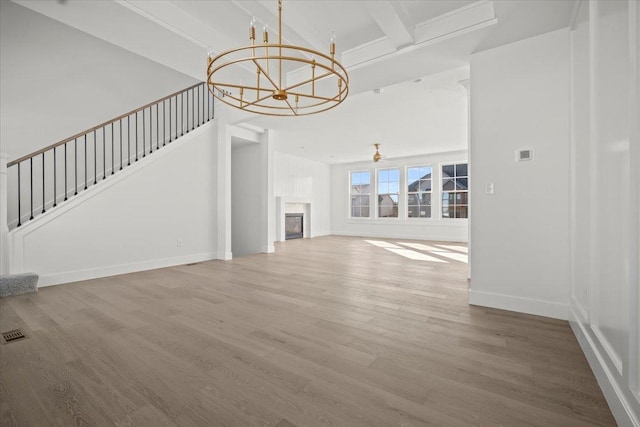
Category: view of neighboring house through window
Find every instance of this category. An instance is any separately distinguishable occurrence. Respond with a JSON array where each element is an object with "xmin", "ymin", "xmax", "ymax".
[
  {"xmin": 377, "ymin": 168, "xmax": 400, "ymax": 218},
  {"xmin": 407, "ymin": 166, "xmax": 432, "ymax": 218},
  {"xmin": 442, "ymin": 163, "xmax": 468, "ymax": 218},
  {"xmin": 350, "ymin": 171, "xmax": 371, "ymax": 218}
]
